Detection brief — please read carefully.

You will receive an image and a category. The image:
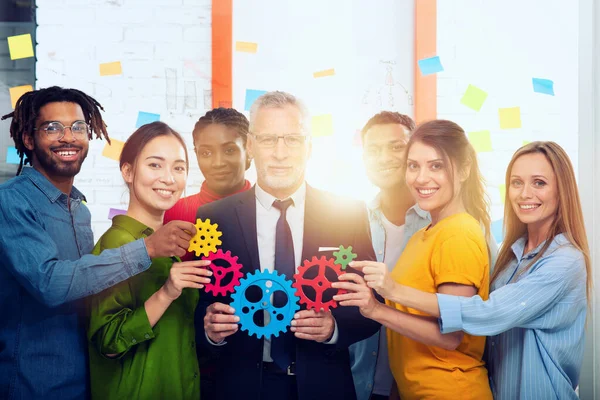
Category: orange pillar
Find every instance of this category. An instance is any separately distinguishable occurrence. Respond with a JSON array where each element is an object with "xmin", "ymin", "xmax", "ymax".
[
  {"xmin": 414, "ymin": 0, "xmax": 437, "ymax": 123},
  {"xmin": 212, "ymin": 0, "xmax": 233, "ymax": 108}
]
